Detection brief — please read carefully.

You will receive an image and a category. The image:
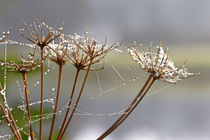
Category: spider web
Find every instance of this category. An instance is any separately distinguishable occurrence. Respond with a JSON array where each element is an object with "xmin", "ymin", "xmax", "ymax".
[{"xmin": 0, "ymin": 40, "xmax": 174, "ymax": 139}]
